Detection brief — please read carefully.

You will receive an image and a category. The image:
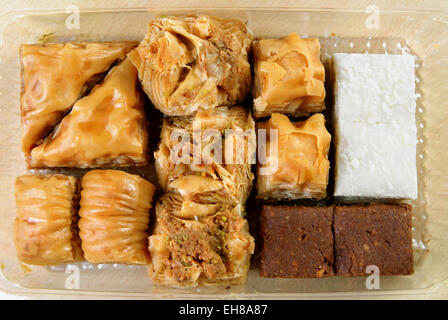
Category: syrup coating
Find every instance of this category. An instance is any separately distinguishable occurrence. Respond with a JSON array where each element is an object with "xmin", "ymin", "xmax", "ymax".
[
  {"xmin": 78, "ymin": 170, "xmax": 155, "ymax": 264},
  {"xmin": 253, "ymin": 33, "xmax": 325, "ymax": 118},
  {"xmin": 148, "ymin": 193, "xmax": 254, "ymax": 287},
  {"xmin": 129, "ymin": 15, "xmax": 252, "ymax": 116},
  {"xmin": 256, "ymin": 113, "xmax": 331, "ymax": 200},
  {"xmin": 20, "ymin": 42, "xmax": 137, "ymax": 156},
  {"xmin": 154, "ymin": 106, "xmax": 256, "ymax": 205},
  {"xmin": 14, "ymin": 174, "xmax": 82, "ymax": 265},
  {"xmin": 29, "ymin": 58, "xmax": 148, "ymax": 168}
]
